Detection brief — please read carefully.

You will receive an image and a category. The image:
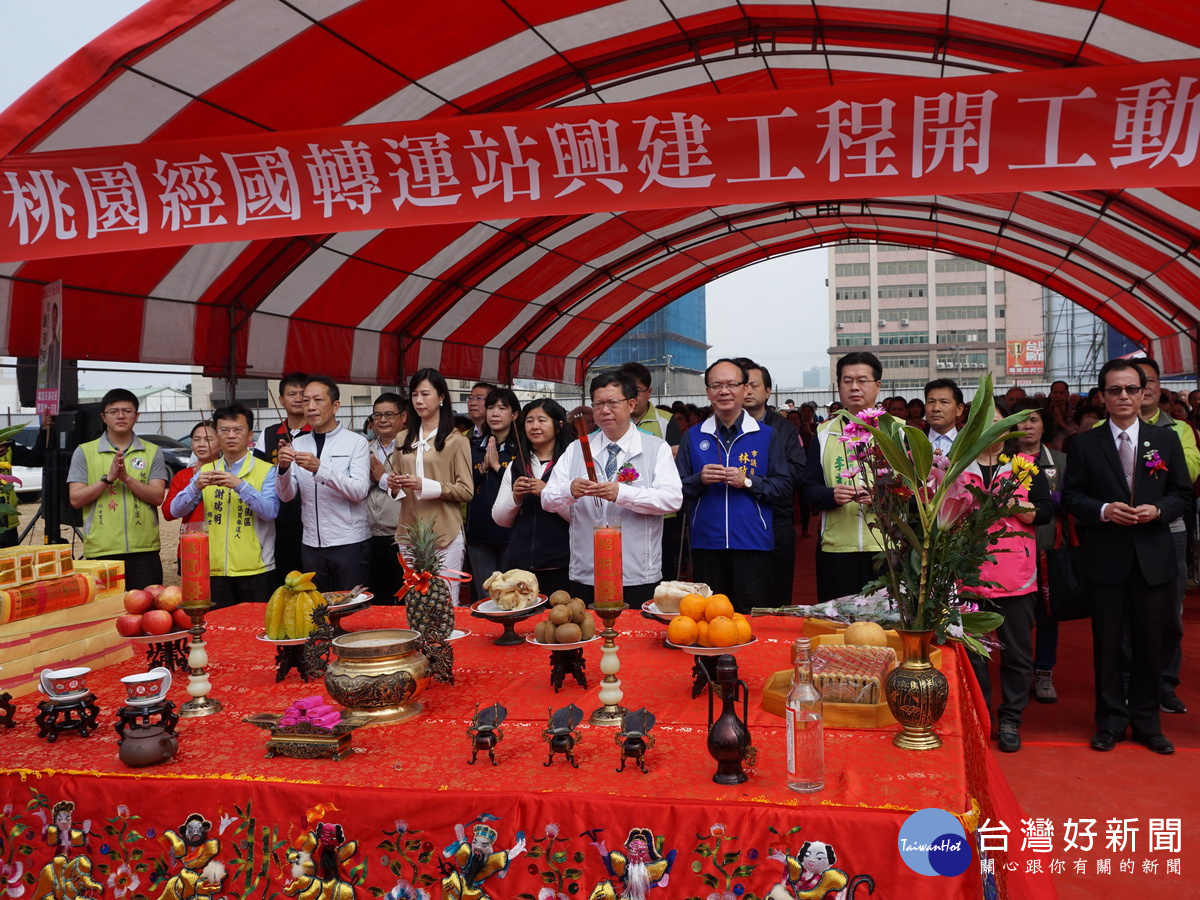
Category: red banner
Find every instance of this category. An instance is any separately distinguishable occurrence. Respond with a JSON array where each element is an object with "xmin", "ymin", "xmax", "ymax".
[{"xmin": 2, "ymin": 60, "xmax": 1200, "ymax": 263}]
